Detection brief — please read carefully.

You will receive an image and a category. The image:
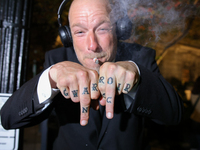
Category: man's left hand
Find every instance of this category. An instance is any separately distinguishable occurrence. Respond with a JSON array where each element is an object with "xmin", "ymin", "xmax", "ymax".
[{"xmin": 98, "ymin": 61, "xmax": 139, "ymax": 119}]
